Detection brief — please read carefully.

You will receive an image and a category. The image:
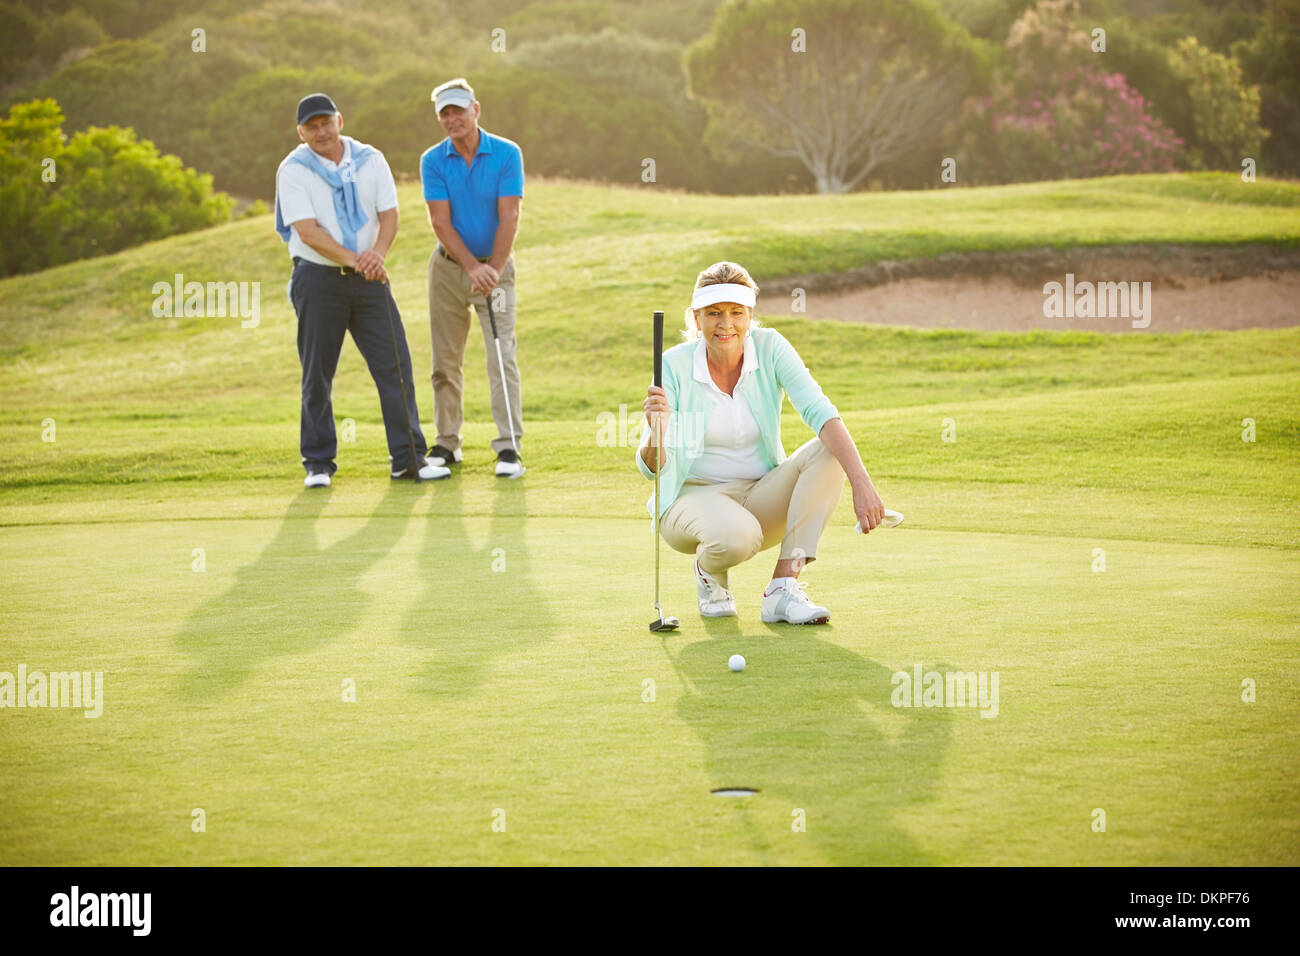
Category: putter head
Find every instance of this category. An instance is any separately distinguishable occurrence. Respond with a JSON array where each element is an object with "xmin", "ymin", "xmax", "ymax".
[{"xmin": 649, "ymin": 615, "xmax": 680, "ymax": 632}]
